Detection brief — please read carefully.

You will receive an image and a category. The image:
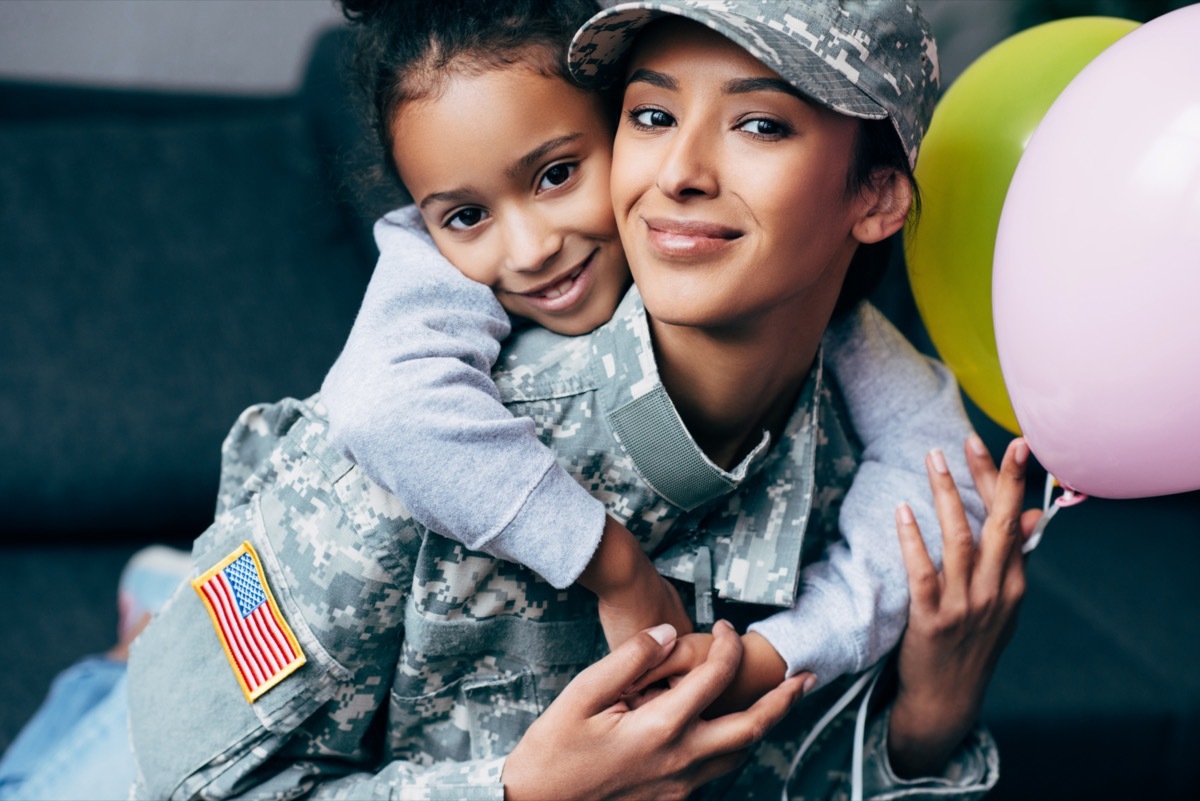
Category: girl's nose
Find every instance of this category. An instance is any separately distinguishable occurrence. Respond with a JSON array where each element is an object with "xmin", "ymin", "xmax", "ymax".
[{"xmin": 503, "ymin": 211, "xmax": 563, "ymax": 274}]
